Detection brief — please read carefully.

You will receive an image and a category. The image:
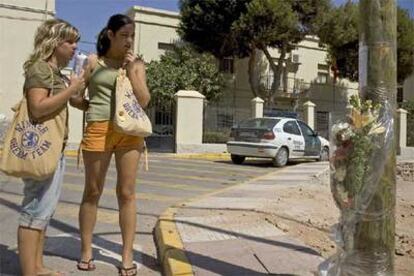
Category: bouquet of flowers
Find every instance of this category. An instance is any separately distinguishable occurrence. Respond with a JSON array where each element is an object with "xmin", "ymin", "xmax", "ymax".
[
  {"xmin": 331, "ymin": 94, "xmax": 387, "ymax": 210},
  {"xmin": 320, "ymin": 94, "xmax": 394, "ymax": 275}
]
